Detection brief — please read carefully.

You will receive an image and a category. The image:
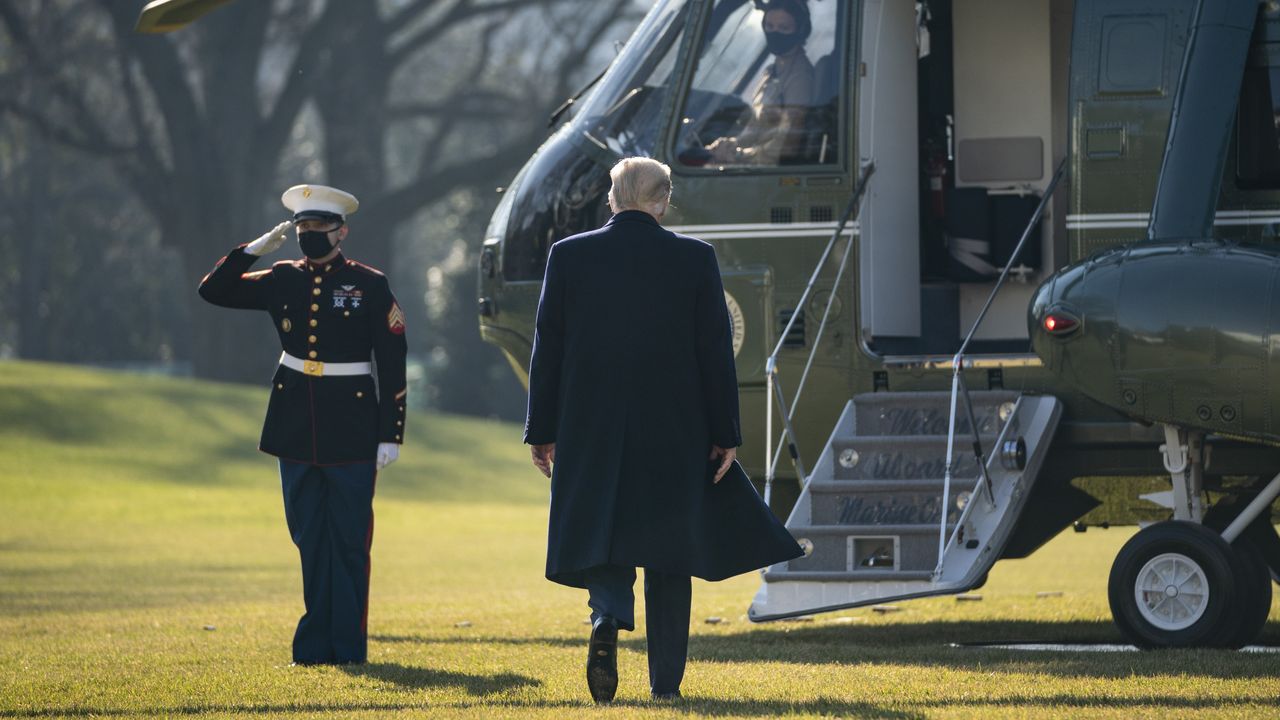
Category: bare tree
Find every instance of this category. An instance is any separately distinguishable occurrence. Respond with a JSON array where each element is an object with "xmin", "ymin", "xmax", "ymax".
[{"xmin": 0, "ymin": 0, "xmax": 639, "ymax": 381}]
